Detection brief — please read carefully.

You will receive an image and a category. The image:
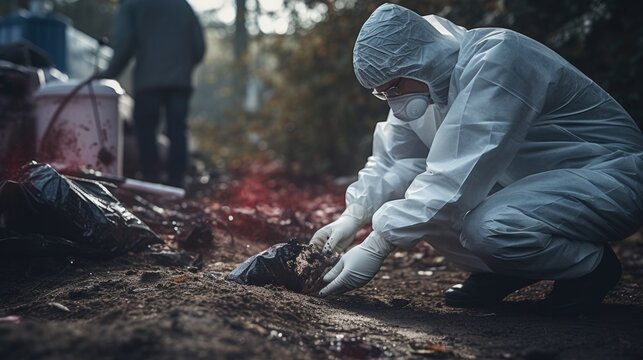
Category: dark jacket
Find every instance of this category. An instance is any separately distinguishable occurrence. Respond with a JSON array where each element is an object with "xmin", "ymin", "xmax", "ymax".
[{"xmin": 102, "ymin": 0, "xmax": 206, "ymax": 92}]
